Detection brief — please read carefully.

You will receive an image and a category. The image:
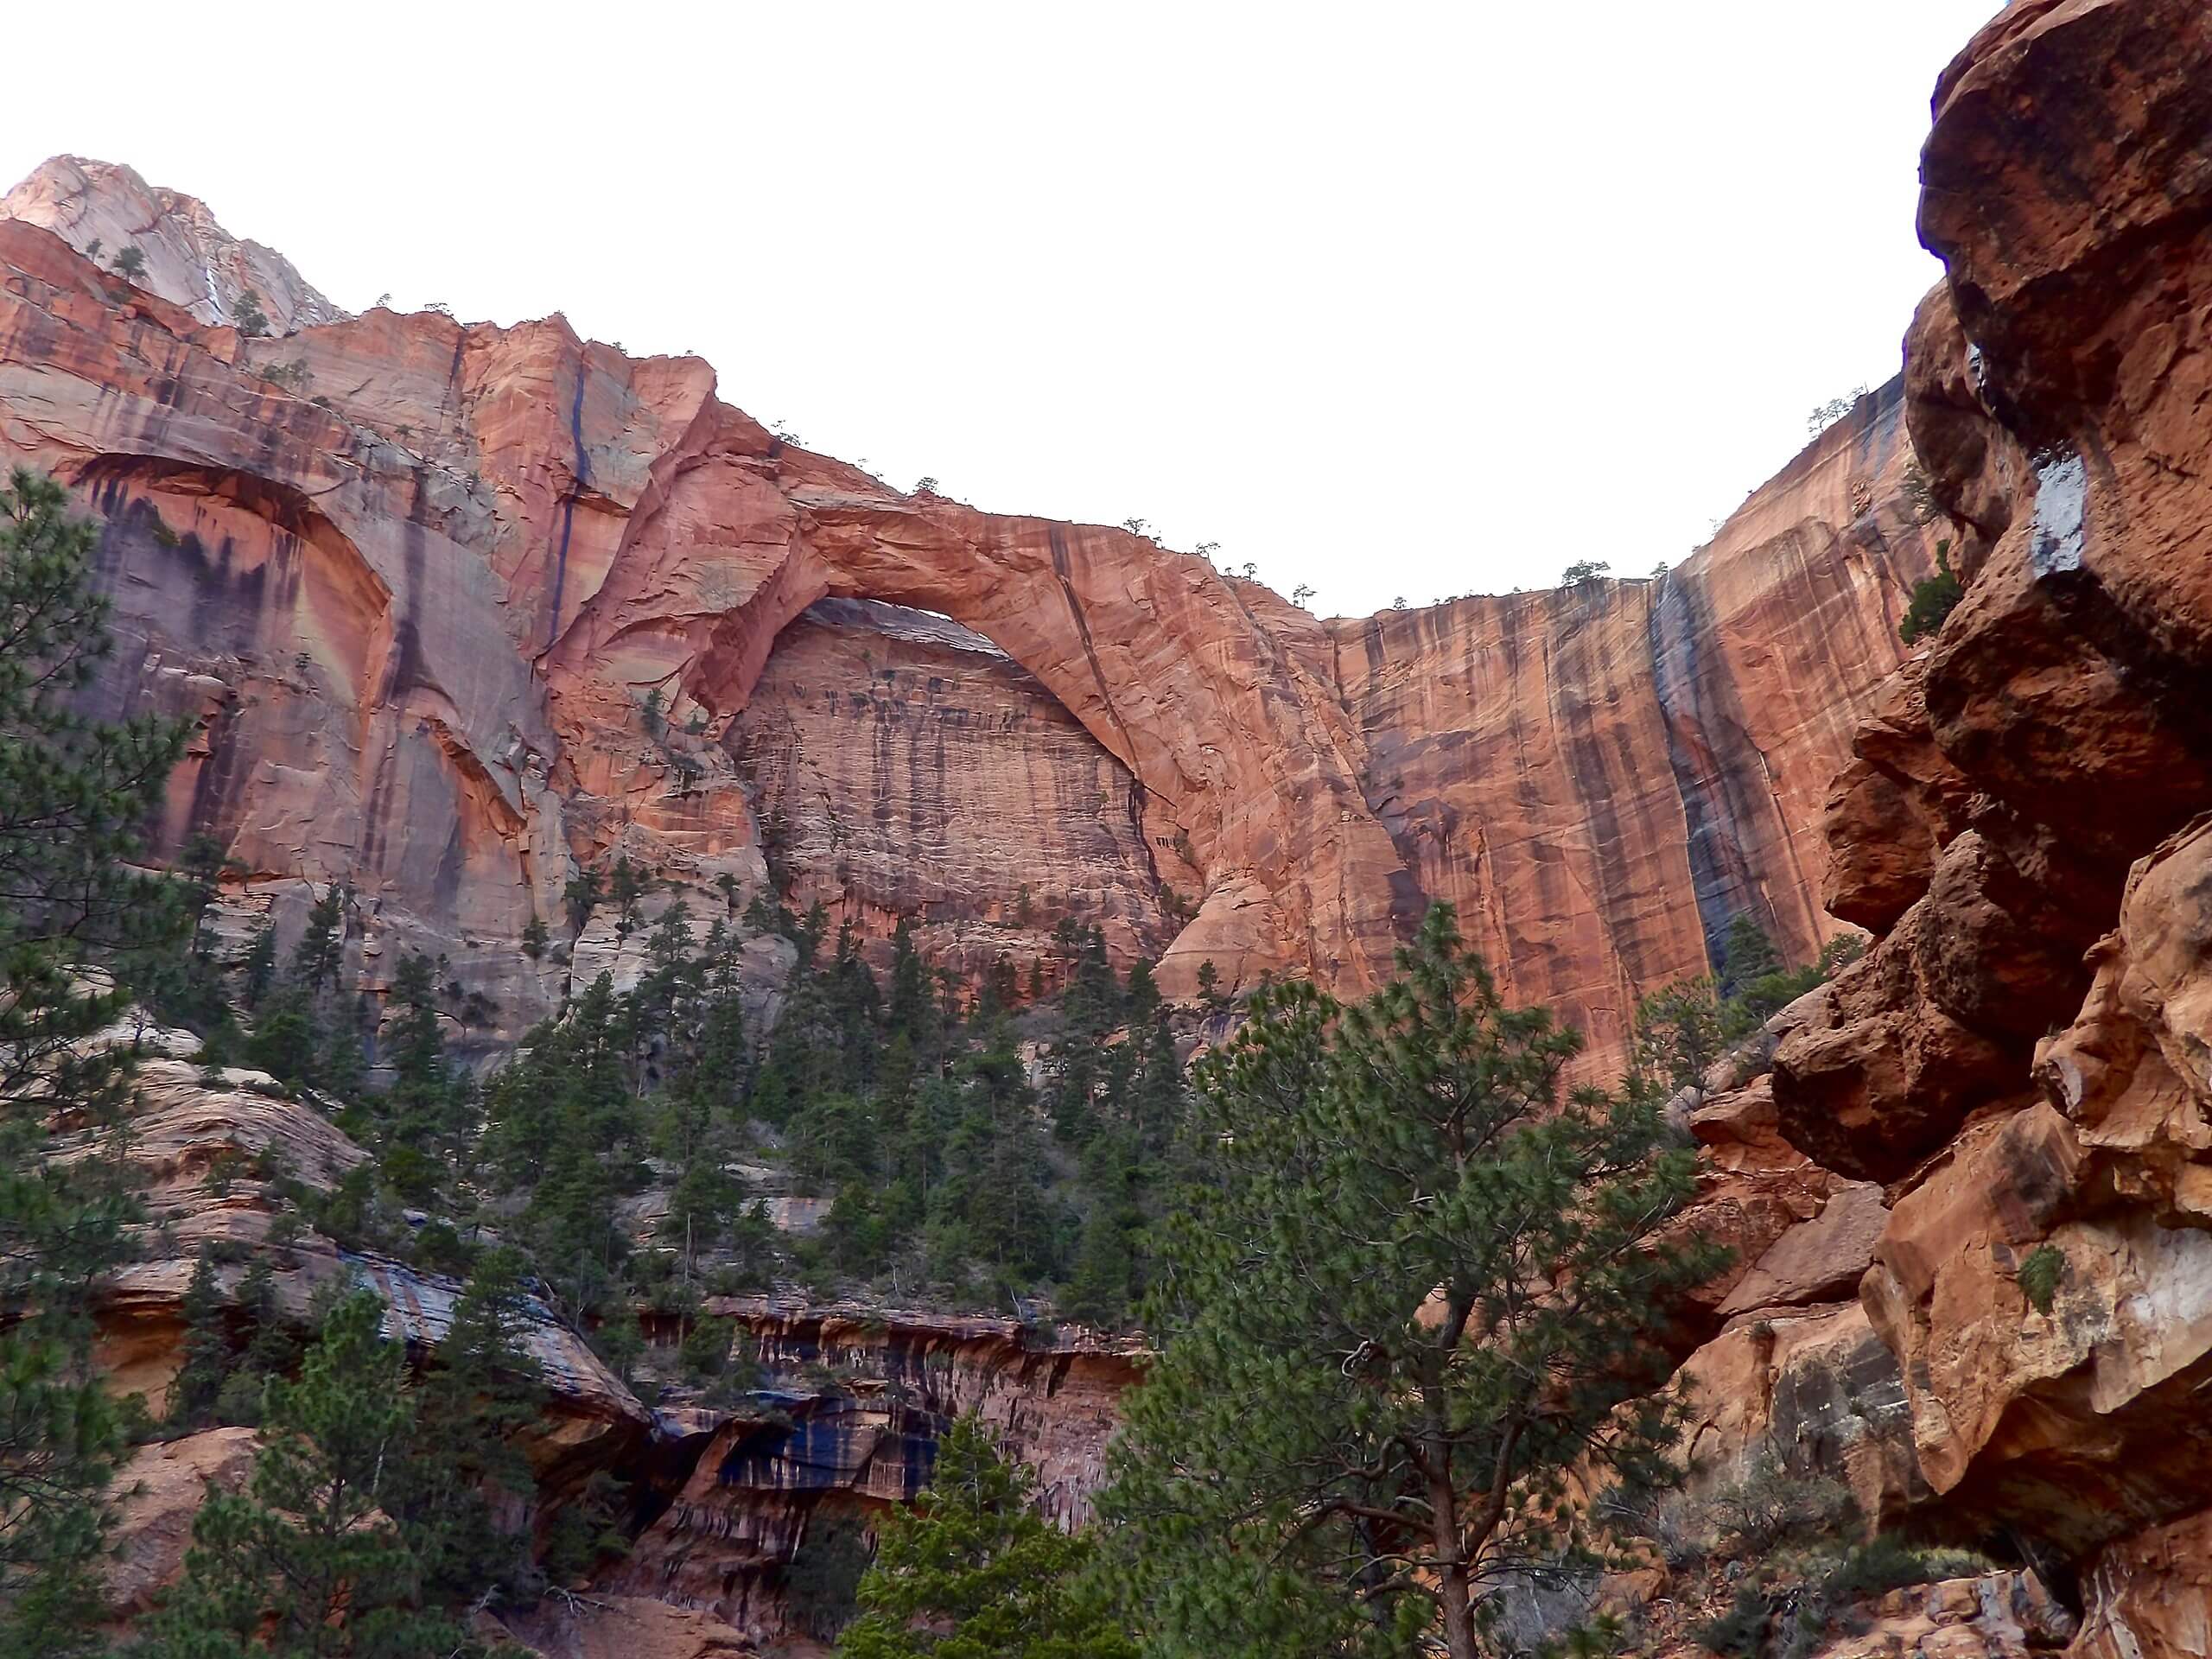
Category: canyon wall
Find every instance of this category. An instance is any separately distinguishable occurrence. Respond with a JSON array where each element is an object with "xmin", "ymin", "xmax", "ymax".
[
  {"xmin": 83, "ymin": 1029, "xmax": 1132, "ymax": 1648},
  {"xmin": 1732, "ymin": 0, "xmax": 2212, "ymax": 1649},
  {"xmin": 0, "ymin": 157, "xmax": 1932, "ymax": 1073}
]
